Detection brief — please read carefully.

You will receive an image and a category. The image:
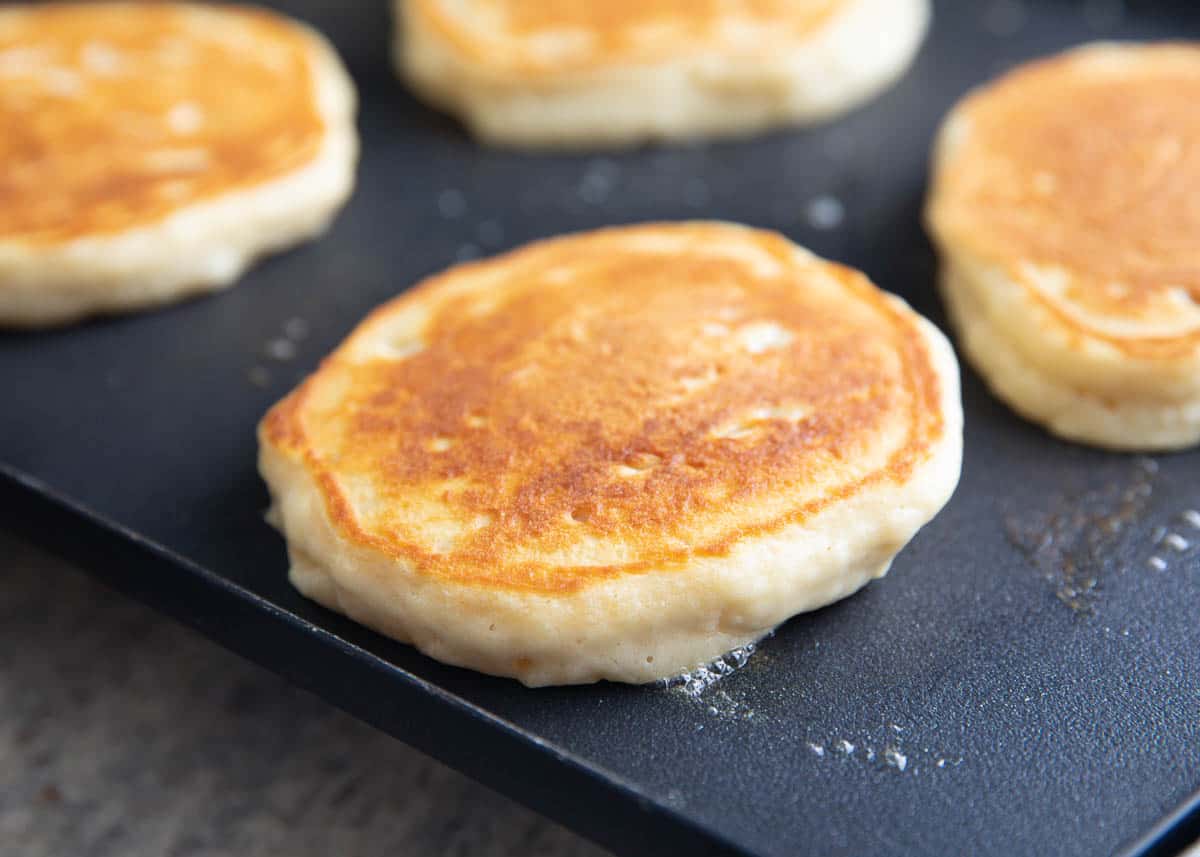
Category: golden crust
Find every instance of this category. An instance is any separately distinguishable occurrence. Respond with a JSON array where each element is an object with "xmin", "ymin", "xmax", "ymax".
[
  {"xmin": 927, "ymin": 43, "xmax": 1200, "ymax": 362},
  {"xmin": 262, "ymin": 223, "xmax": 948, "ymax": 595},
  {"xmin": 0, "ymin": 3, "xmax": 327, "ymax": 246},
  {"xmin": 408, "ymin": 0, "xmax": 843, "ymax": 76}
]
